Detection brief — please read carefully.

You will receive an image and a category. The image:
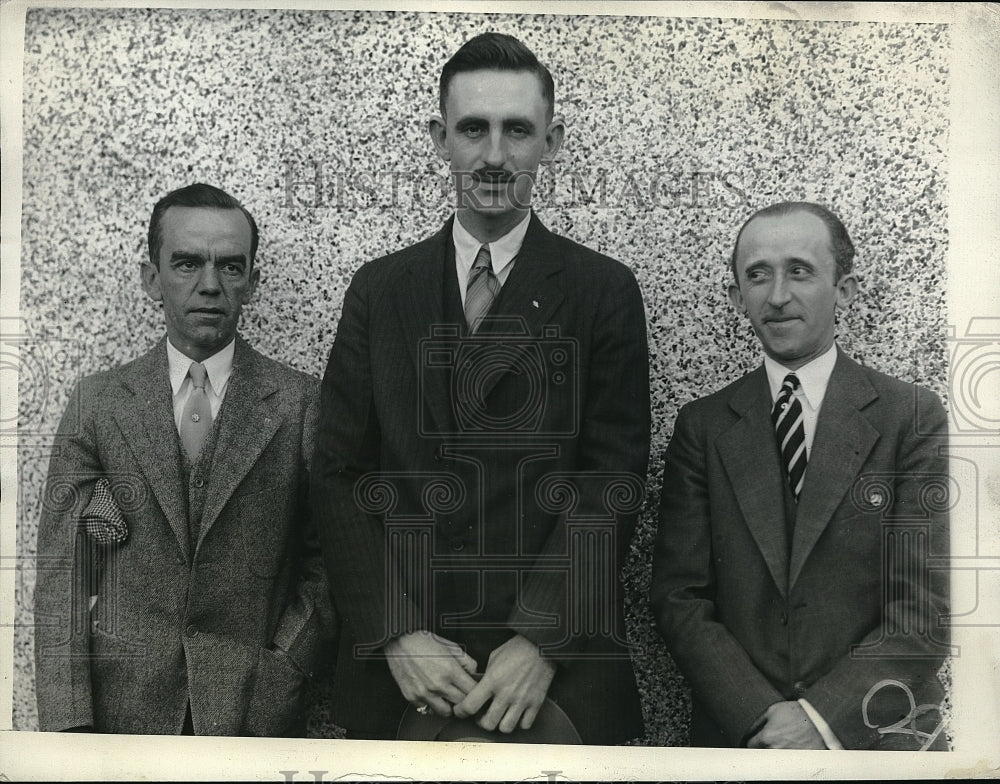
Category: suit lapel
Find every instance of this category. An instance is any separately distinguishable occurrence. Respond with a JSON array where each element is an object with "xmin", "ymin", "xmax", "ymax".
[
  {"xmin": 113, "ymin": 339, "xmax": 191, "ymax": 561},
  {"xmin": 789, "ymin": 352, "xmax": 880, "ymax": 588},
  {"xmin": 196, "ymin": 337, "xmax": 282, "ymax": 552},
  {"xmin": 474, "ymin": 213, "xmax": 565, "ymax": 400},
  {"xmin": 716, "ymin": 367, "xmax": 790, "ymax": 596},
  {"xmin": 397, "ymin": 222, "xmax": 456, "ymax": 435}
]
